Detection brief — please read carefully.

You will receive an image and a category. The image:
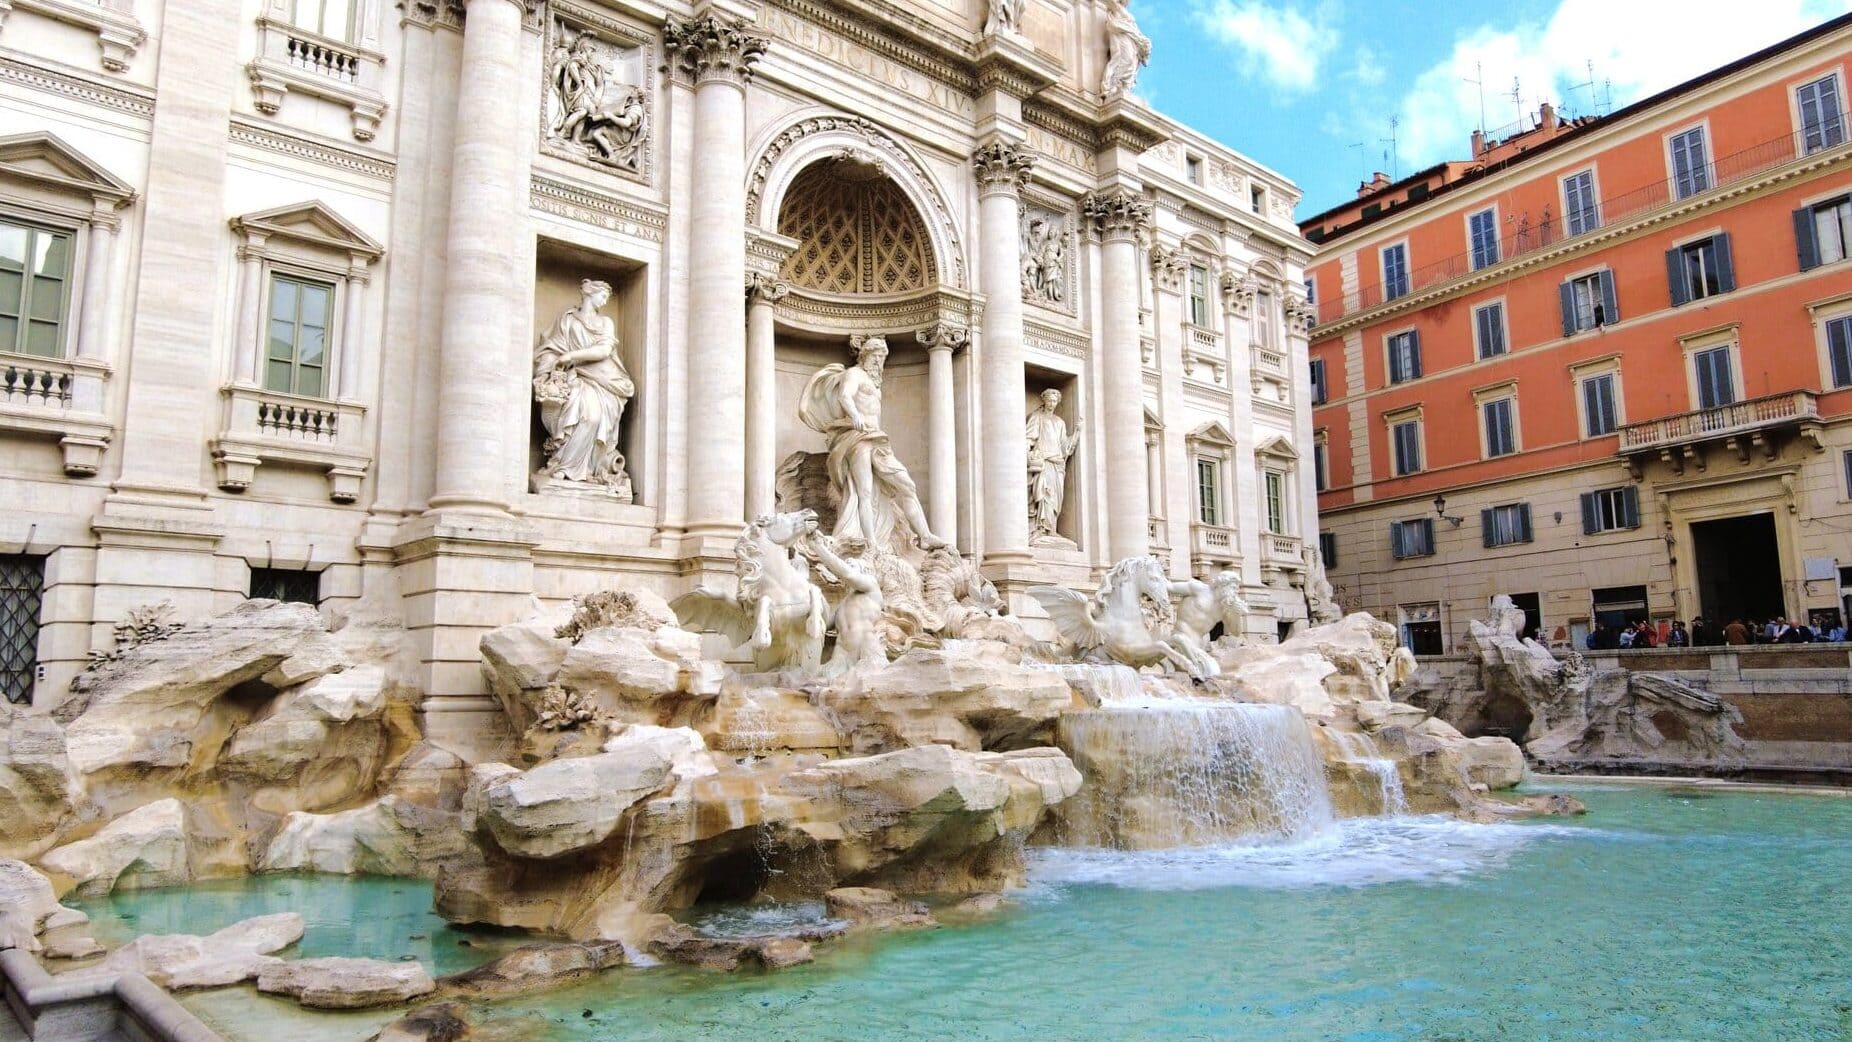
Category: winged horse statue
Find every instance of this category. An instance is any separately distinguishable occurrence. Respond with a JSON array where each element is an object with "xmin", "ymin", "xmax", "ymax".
[
  {"xmin": 670, "ymin": 510, "xmax": 829, "ymax": 672},
  {"xmin": 1027, "ymin": 555, "xmax": 1211, "ymax": 679}
]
